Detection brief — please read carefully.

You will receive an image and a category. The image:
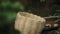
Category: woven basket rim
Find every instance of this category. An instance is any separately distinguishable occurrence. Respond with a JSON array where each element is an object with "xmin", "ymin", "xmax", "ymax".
[{"xmin": 17, "ymin": 11, "xmax": 46, "ymax": 22}]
